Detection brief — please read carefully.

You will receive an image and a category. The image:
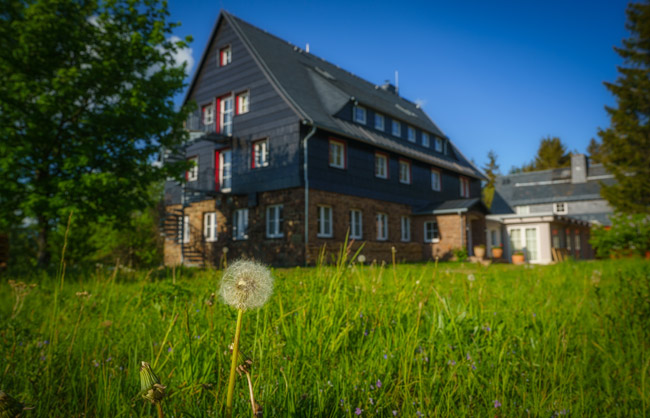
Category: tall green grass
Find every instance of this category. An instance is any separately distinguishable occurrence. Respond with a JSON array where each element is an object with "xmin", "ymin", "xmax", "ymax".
[{"xmin": 1, "ymin": 259, "xmax": 649, "ymax": 416}]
